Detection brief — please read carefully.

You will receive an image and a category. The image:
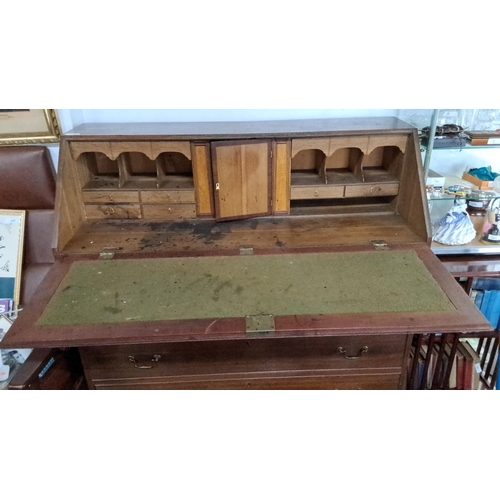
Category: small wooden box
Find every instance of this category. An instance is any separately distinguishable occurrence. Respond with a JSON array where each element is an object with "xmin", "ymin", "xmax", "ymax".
[
  {"xmin": 2, "ymin": 118, "xmax": 491, "ymax": 390},
  {"xmin": 462, "ymin": 171, "xmax": 494, "ymax": 191}
]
